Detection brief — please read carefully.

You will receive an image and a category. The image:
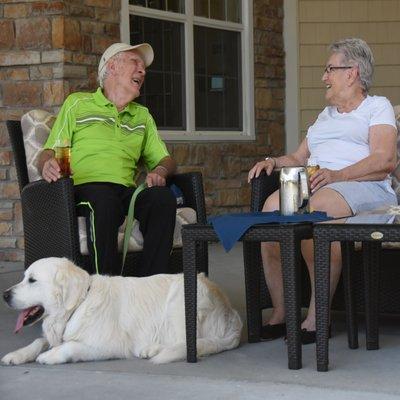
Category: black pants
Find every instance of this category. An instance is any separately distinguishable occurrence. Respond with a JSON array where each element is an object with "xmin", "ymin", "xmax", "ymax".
[{"xmin": 75, "ymin": 182, "xmax": 176, "ymax": 276}]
